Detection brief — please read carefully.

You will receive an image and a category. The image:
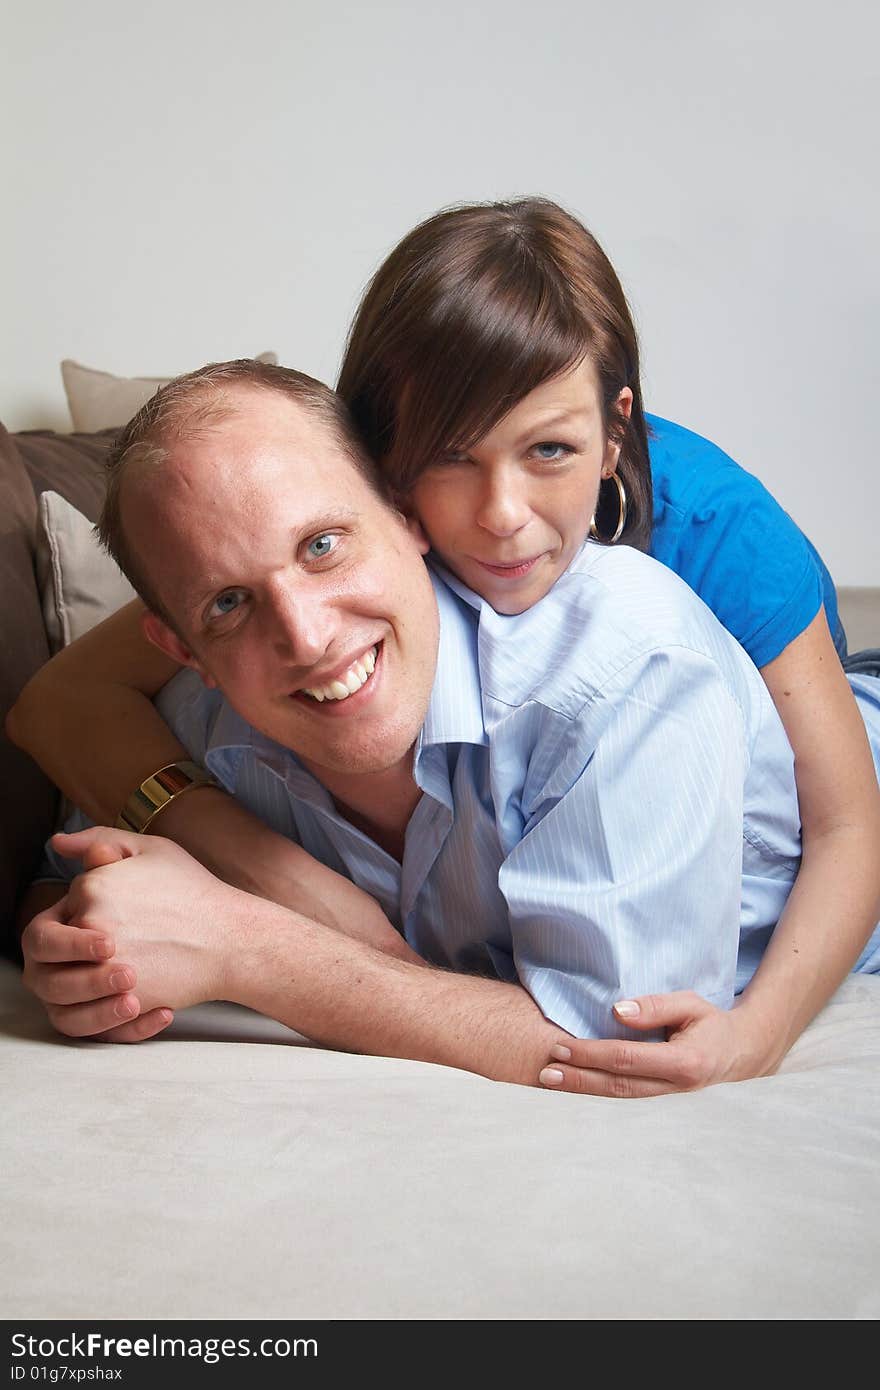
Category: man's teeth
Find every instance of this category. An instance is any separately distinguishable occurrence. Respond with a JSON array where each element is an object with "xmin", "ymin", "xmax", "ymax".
[{"xmin": 303, "ymin": 646, "xmax": 377, "ymax": 703}]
